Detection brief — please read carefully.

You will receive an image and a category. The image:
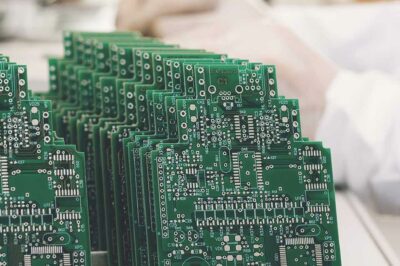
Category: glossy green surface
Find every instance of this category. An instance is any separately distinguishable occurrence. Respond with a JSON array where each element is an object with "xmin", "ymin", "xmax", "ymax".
[
  {"xmin": 0, "ymin": 55, "xmax": 90, "ymax": 266},
  {"xmin": 40, "ymin": 32, "xmax": 341, "ymax": 266}
]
